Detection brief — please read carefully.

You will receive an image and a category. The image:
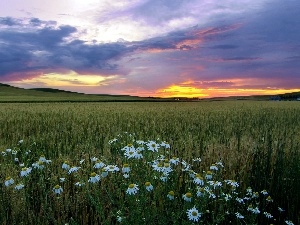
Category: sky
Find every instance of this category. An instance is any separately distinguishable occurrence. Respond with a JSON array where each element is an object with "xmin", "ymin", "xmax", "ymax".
[{"xmin": 0, "ymin": 0, "xmax": 300, "ymax": 98}]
